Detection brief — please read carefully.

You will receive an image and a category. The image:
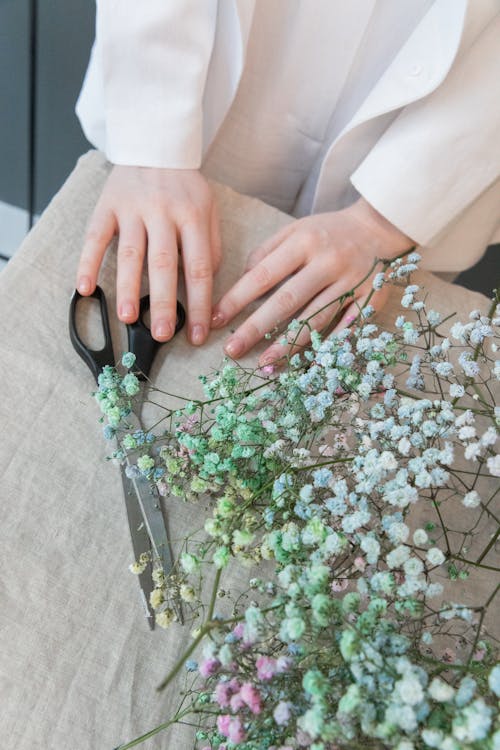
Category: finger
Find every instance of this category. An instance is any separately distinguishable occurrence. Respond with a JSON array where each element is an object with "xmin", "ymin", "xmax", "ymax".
[
  {"xmin": 224, "ymin": 264, "xmax": 327, "ymax": 360},
  {"xmin": 331, "ymin": 283, "xmax": 390, "ymax": 335},
  {"xmin": 258, "ymin": 281, "xmax": 349, "ymax": 366},
  {"xmin": 210, "ymin": 200, "xmax": 222, "ymax": 273},
  {"xmin": 116, "ymin": 217, "xmax": 147, "ymax": 323},
  {"xmin": 180, "ymin": 218, "xmax": 213, "ymax": 345},
  {"xmin": 244, "ymin": 223, "xmax": 295, "ymax": 271},
  {"xmin": 146, "ymin": 219, "xmax": 178, "ymax": 341},
  {"xmin": 211, "ymin": 234, "xmax": 305, "ymax": 330},
  {"xmin": 77, "ymin": 208, "xmax": 116, "ymax": 294}
]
